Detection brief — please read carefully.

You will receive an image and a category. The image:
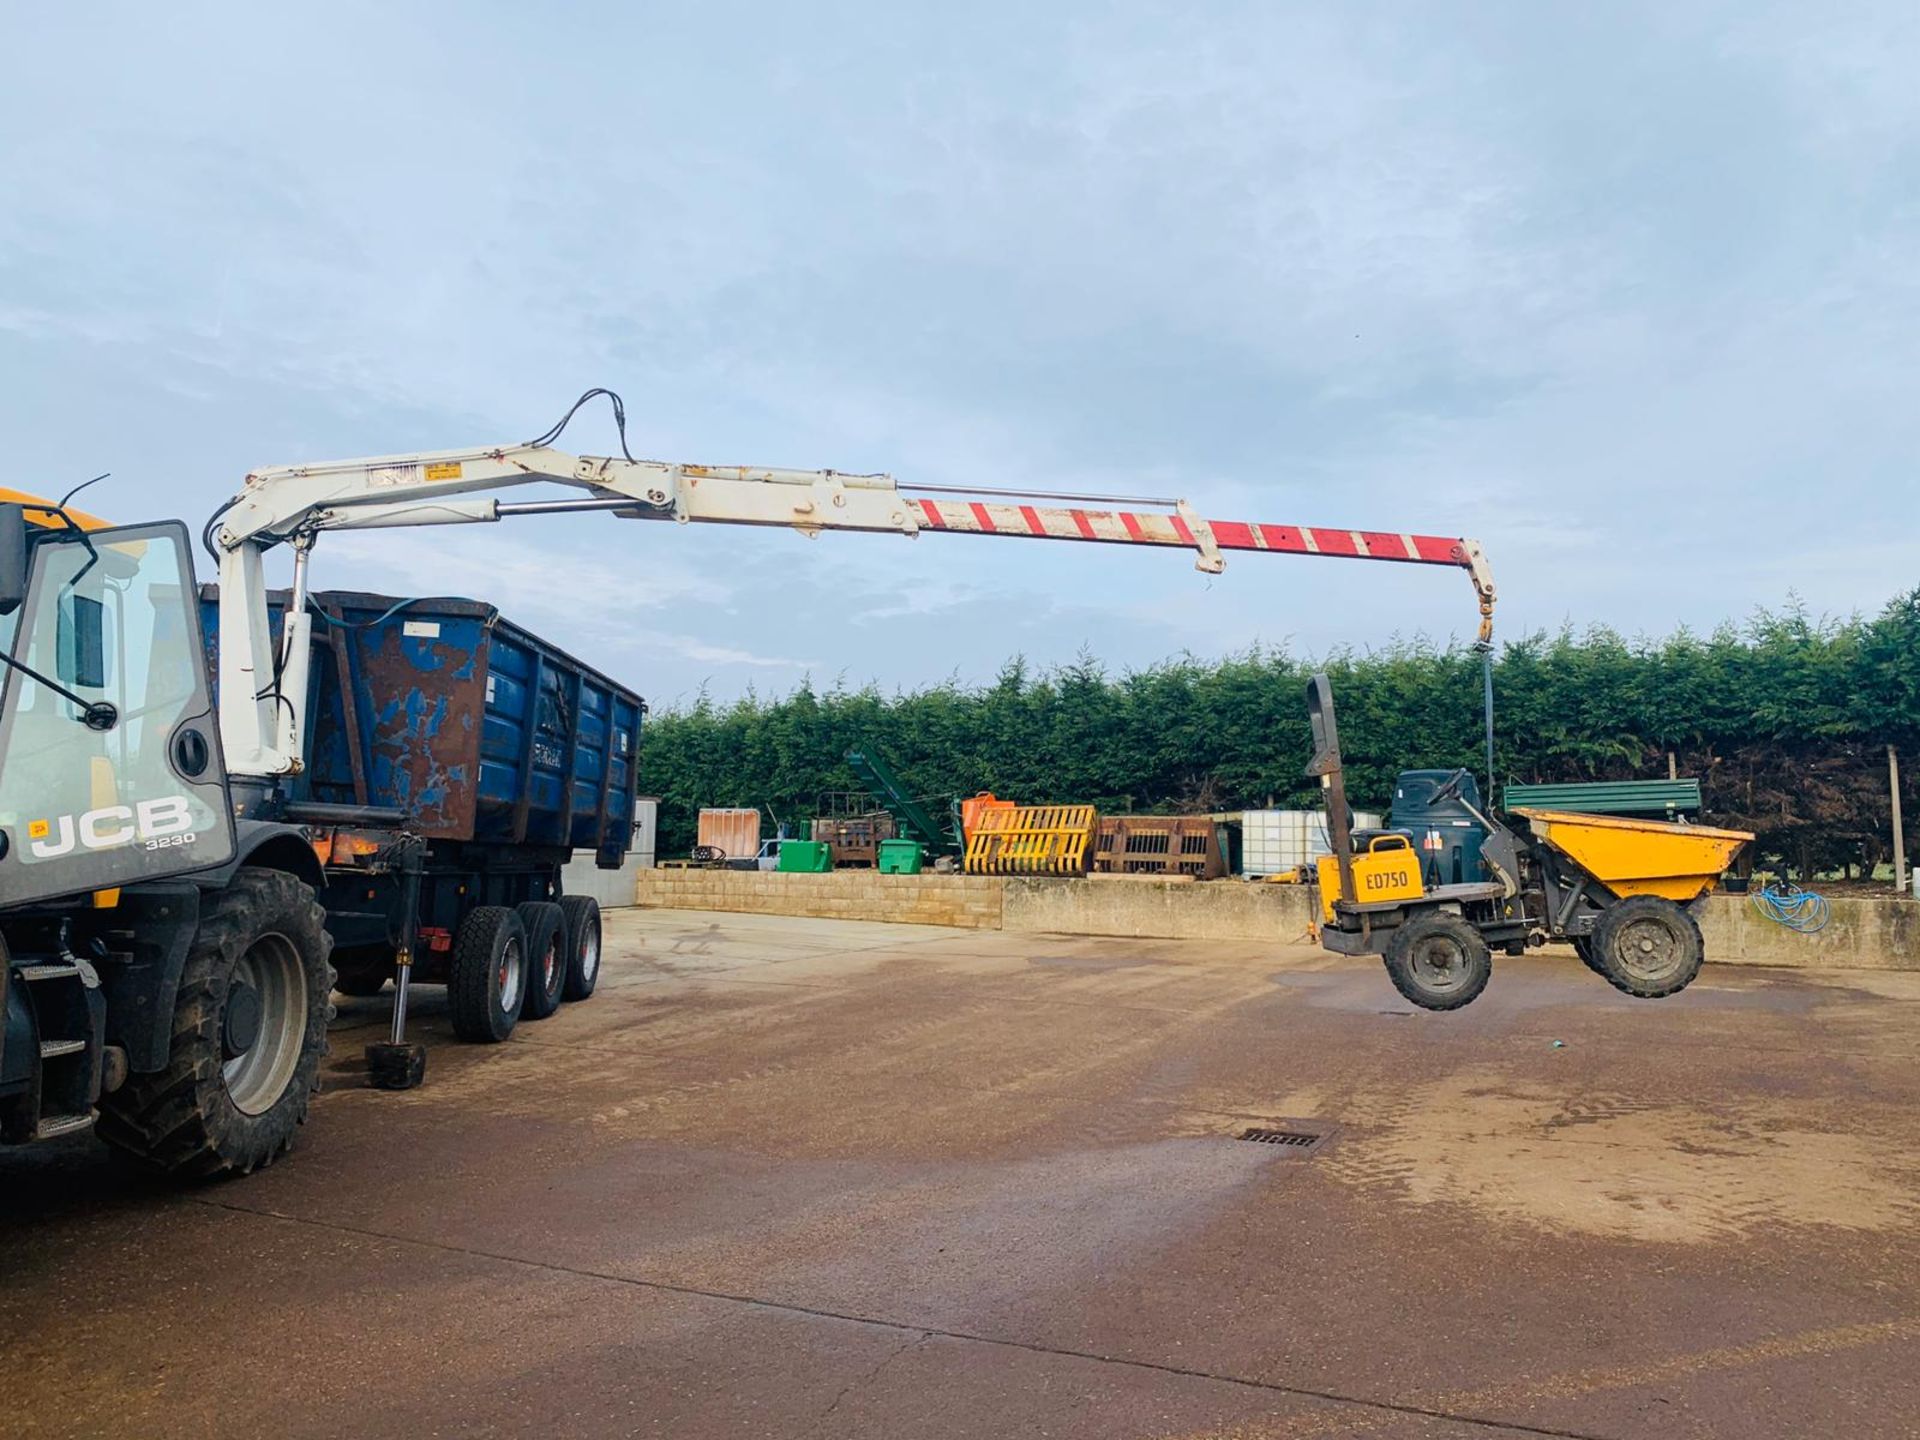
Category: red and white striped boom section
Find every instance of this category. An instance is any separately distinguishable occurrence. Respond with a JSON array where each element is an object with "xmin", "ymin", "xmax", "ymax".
[{"xmin": 902, "ymin": 492, "xmax": 1496, "ymax": 644}]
